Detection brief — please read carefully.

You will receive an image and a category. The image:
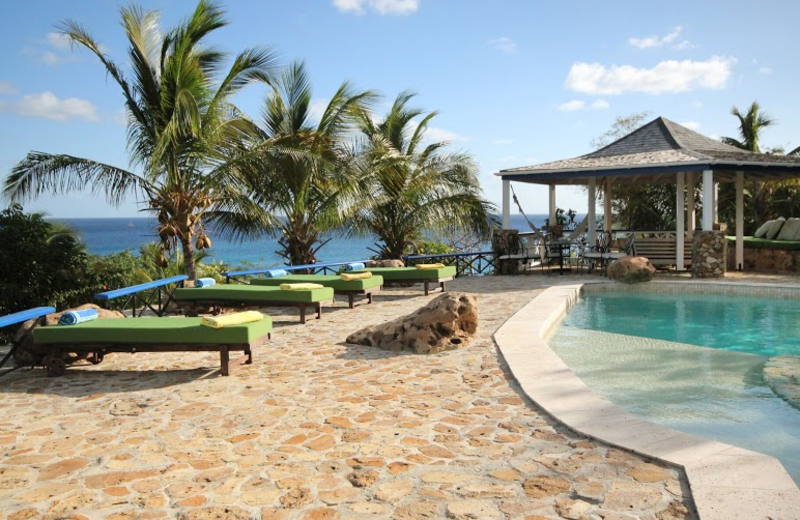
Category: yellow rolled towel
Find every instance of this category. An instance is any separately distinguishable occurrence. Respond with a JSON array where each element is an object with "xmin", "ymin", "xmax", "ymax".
[
  {"xmin": 202, "ymin": 311, "xmax": 263, "ymax": 329},
  {"xmin": 279, "ymin": 283, "xmax": 325, "ymax": 291},
  {"xmin": 339, "ymin": 272, "xmax": 372, "ymax": 281},
  {"xmin": 415, "ymin": 263, "xmax": 446, "ymax": 269}
]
